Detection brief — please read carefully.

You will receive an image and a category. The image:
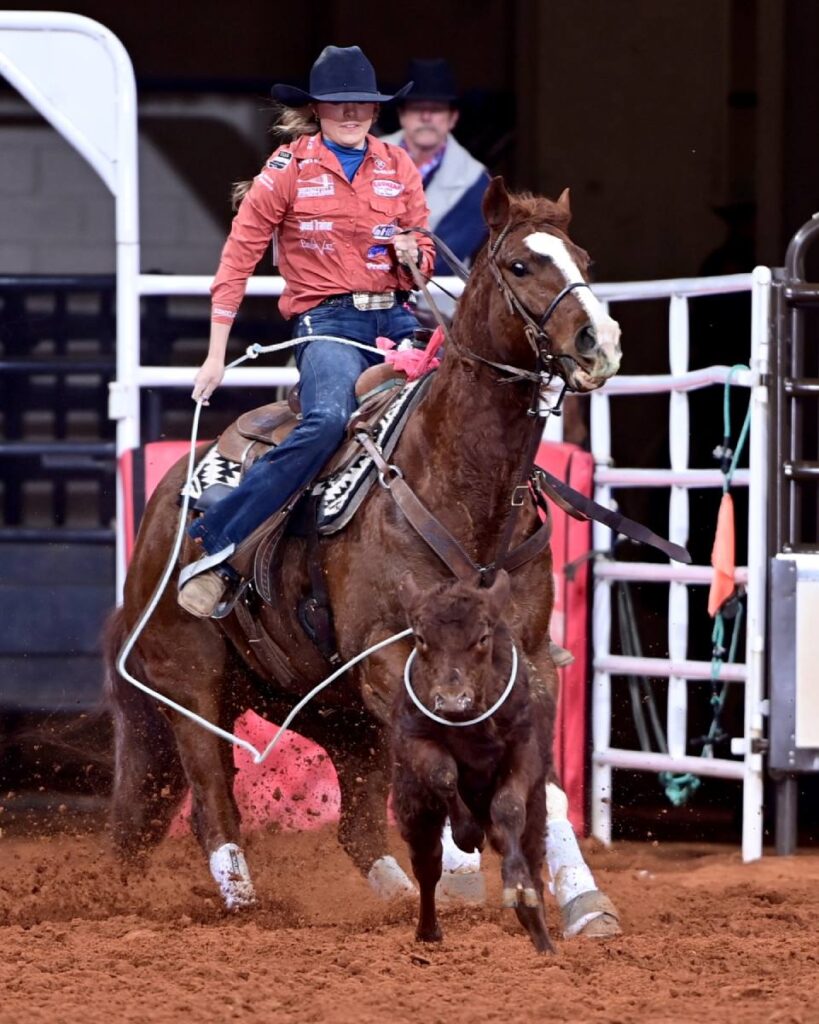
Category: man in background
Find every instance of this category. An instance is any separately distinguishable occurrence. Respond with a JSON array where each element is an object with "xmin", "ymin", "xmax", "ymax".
[{"xmin": 382, "ymin": 58, "xmax": 490, "ymax": 279}]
